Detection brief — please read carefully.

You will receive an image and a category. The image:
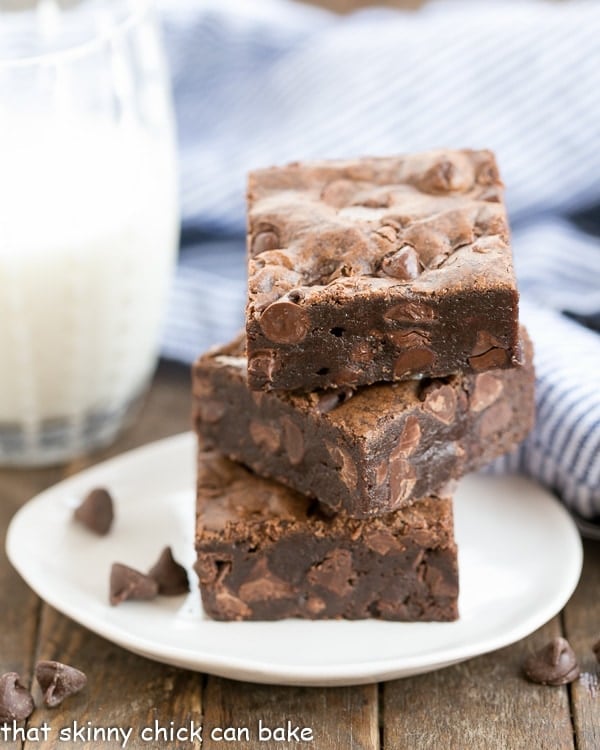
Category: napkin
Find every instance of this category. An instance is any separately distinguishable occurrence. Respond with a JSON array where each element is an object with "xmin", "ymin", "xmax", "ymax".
[{"xmin": 158, "ymin": 0, "xmax": 600, "ymax": 521}]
